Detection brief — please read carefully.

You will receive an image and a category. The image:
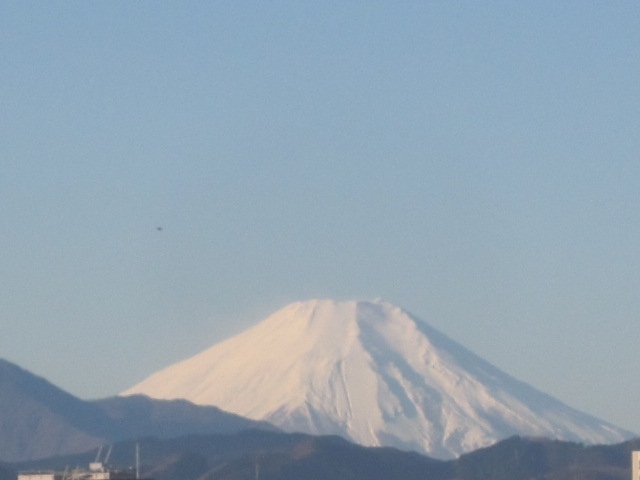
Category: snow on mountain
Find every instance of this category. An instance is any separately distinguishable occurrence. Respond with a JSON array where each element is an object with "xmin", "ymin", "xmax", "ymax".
[{"xmin": 121, "ymin": 299, "xmax": 634, "ymax": 459}]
